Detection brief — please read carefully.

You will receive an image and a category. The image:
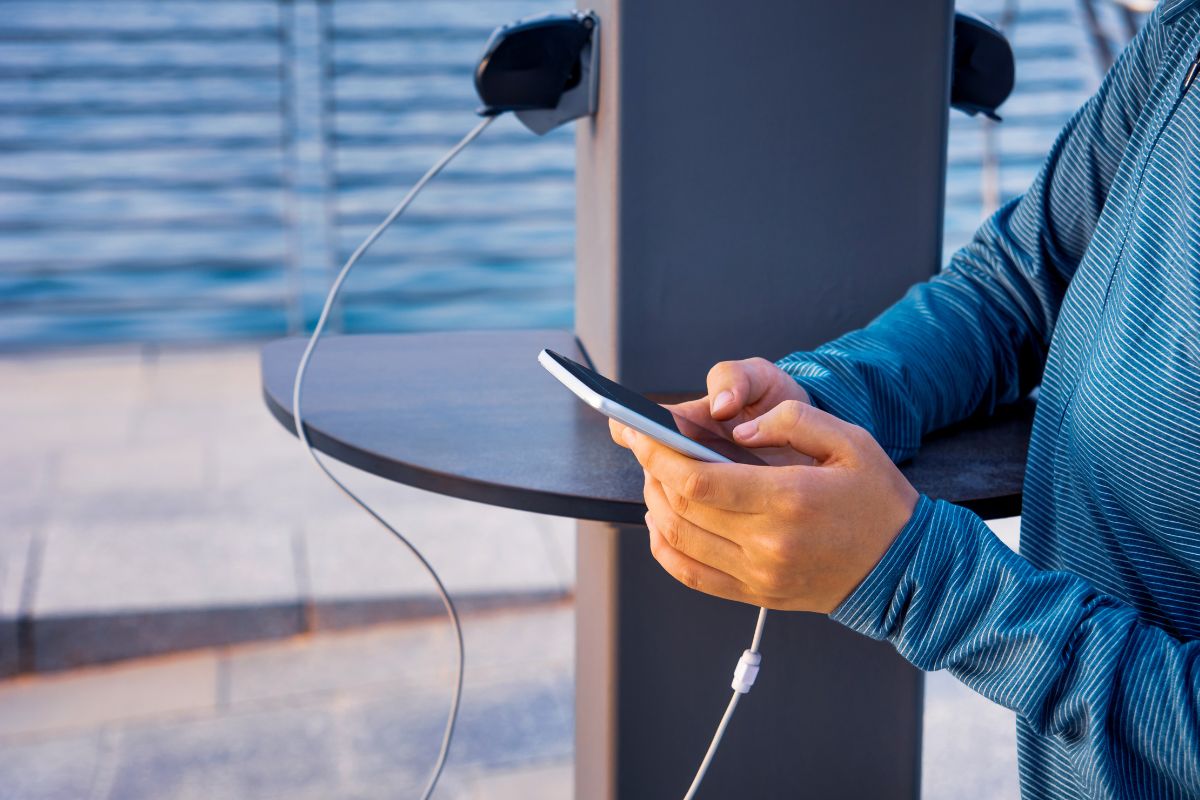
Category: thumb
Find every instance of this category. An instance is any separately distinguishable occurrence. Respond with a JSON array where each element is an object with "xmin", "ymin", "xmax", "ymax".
[
  {"xmin": 706, "ymin": 358, "xmax": 773, "ymax": 420},
  {"xmin": 731, "ymin": 400, "xmax": 852, "ymax": 461}
]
